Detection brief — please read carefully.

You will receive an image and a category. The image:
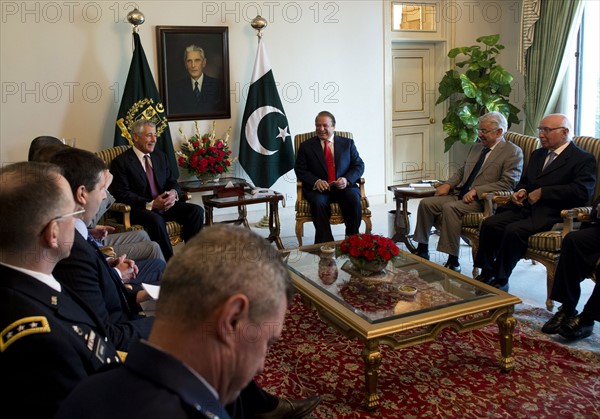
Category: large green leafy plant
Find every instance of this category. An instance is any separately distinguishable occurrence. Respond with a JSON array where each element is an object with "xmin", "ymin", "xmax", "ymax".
[{"xmin": 436, "ymin": 34, "xmax": 521, "ymax": 152}]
